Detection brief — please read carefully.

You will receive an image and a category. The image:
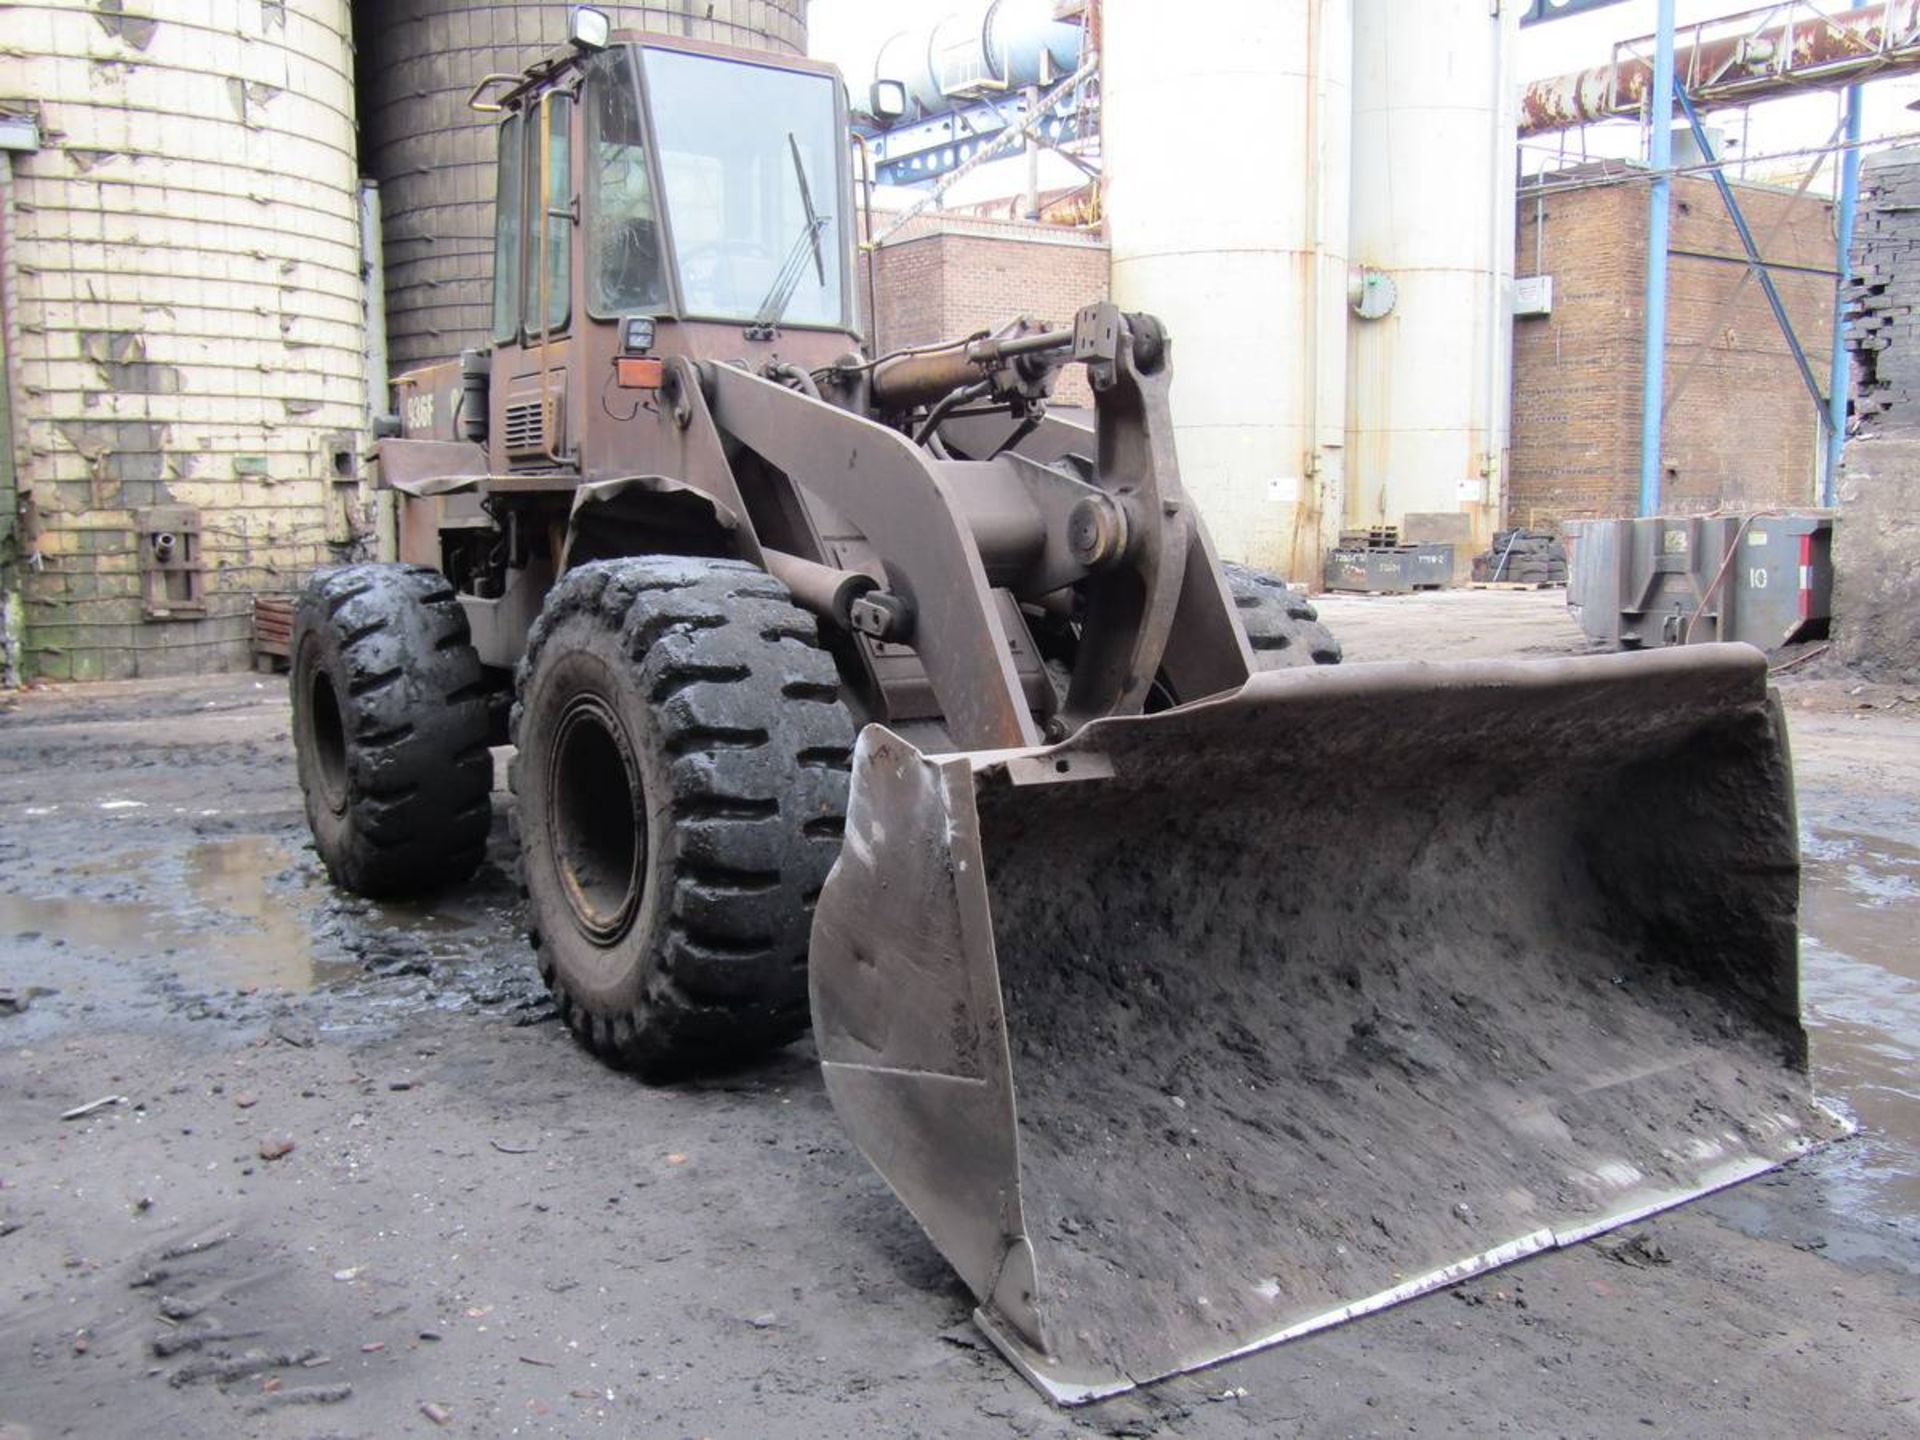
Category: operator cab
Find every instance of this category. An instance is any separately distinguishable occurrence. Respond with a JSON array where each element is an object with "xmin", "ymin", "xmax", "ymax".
[{"xmin": 485, "ymin": 21, "xmax": 854, "ymax": 356}]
